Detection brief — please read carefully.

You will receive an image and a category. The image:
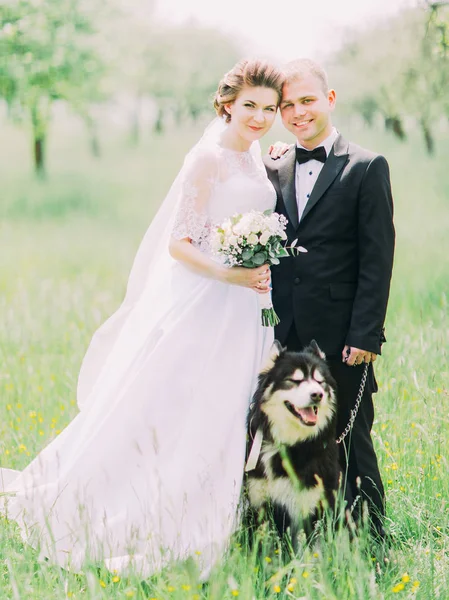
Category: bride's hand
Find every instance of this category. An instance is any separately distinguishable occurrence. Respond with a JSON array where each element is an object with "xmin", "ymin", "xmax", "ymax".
[
  {"xmin": 222, "ymin": 265, "xmax": 271, "ymax": 293},
  {"xmin": 268, "ymin": 141, "xmax": 292, "ymax": 160}
]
